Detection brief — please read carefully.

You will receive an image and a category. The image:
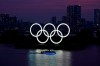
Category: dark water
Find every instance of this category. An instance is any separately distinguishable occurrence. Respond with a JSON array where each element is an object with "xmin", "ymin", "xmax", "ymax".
[{"xmin": 0, "ymin": 44, "xmax": 100, "ymax": 66}]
